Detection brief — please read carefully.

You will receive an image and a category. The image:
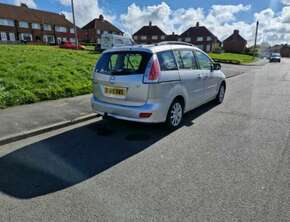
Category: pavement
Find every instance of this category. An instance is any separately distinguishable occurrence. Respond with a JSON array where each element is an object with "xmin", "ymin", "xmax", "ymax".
[
  {"xmin": 0, "ymin": 63, "xmax": 255, "ymax": 144},
  {"xmin": 0, "ymin": 59, "xmax": 289, "ymax": 221}
]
